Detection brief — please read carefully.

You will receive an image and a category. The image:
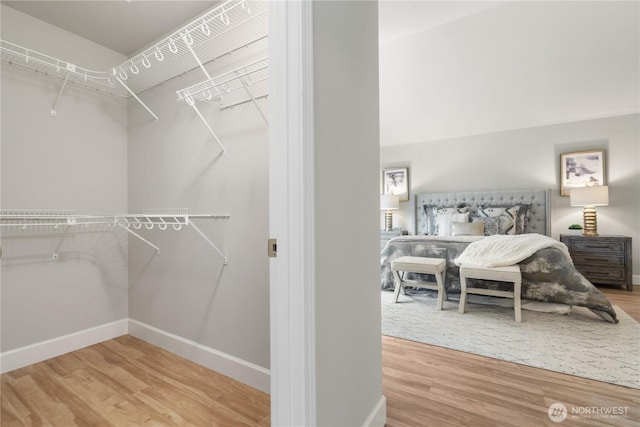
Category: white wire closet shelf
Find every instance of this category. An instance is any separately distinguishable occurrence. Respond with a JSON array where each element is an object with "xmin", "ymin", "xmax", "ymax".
[
  {"xmin": 0, "ymin": 0, "xmax": 268, "ymax": 118},
  {"xmin": 116, "ymin": 0, "xmax": 268, "ymax": 95},
  {"xmin": 0, "ymin": 40, "xmax": 124, "ymax": 97},
  {"xmin": 0, "ymin": 209, "xmax": 230, "ymax": 264},
  {"xmin": 176, "ymin": 57, "xmax": 269, "ymax": 152}
]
